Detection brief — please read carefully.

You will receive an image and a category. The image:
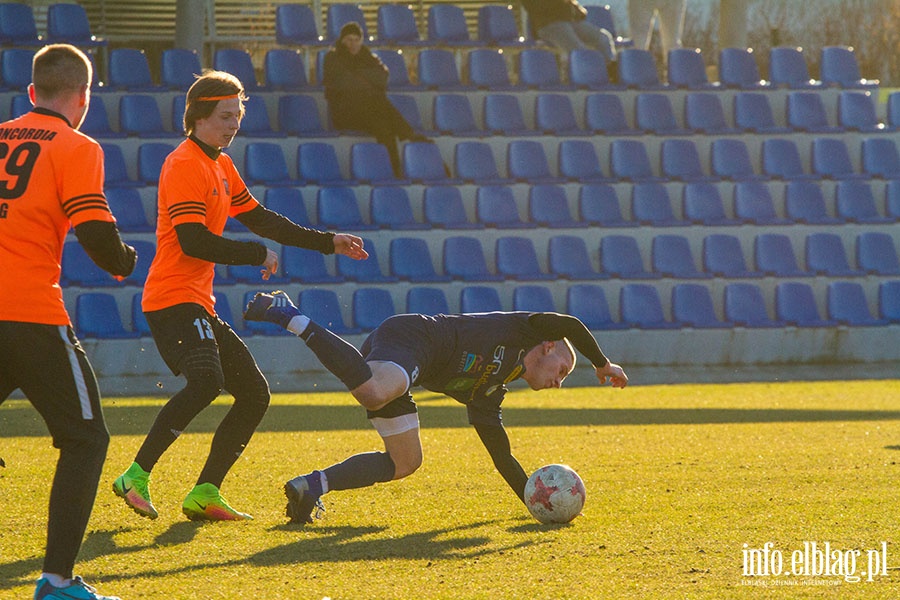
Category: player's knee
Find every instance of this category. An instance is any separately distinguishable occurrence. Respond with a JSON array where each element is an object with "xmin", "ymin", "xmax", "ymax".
[{"xmin": 351, "ymin": 383, "xmax": 391, "ymax": 412}]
